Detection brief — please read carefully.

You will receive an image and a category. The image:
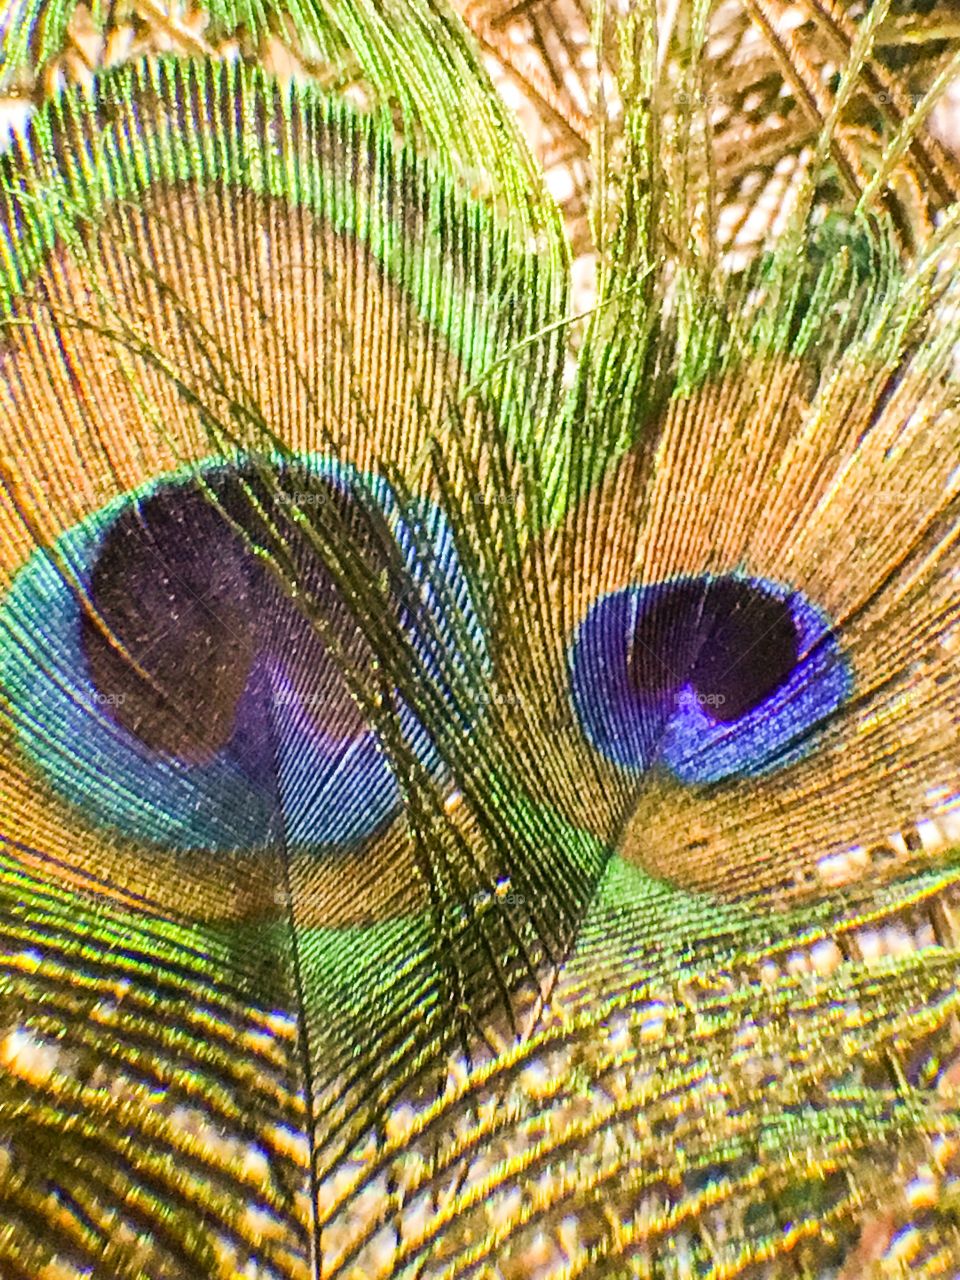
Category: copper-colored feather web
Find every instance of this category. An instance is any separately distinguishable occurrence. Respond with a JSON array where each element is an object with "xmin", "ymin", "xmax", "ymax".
[{"xmin": 0, "ymin": 2, "xmax": 959, "ymax": 1279}]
